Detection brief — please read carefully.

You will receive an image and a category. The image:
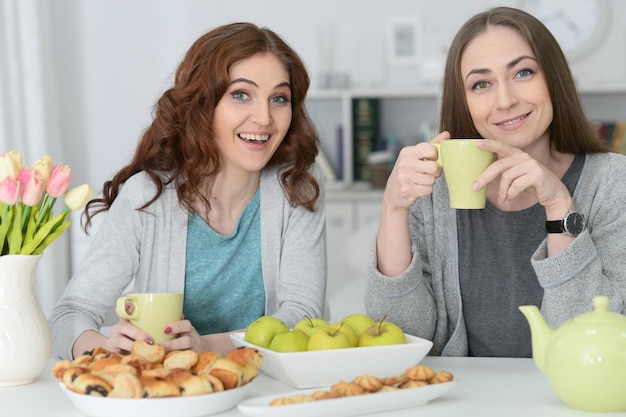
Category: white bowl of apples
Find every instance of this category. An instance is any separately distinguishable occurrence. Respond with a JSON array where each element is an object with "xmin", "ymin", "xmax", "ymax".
[{"xmin": 229, "ymin": 314, "xmax": 433, "ymax": 389}]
